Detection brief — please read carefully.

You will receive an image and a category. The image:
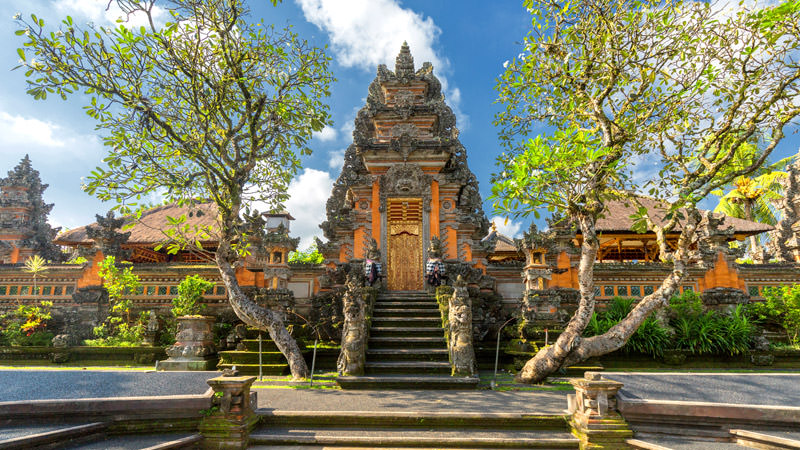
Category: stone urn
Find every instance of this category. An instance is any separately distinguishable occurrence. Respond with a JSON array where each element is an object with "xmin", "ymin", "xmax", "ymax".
[{"xmin": 159, "ymin": 316, "xmax": 218, "ymax": 371}]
